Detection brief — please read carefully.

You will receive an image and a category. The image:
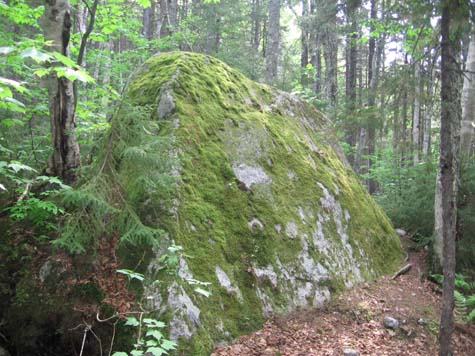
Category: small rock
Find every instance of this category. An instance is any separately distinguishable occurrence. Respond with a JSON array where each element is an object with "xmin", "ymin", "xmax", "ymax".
[
  {"xmin": 395, "ymin": 228, "xmax": 406, "ymax": 237},
  {"xmin": 383, "ymin": 316, "xmax": 400, "ymax": 329},
  {"xmin": 248, "ymin": 218, "xmax": 264, "ymax": 231},
  {"xmin": 343, "ymin": 348, "xmax": 359, "ymax": 356},
  {"xmin": 417, "ymin": 318, "xmax": 426, "ymax": 326}
]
